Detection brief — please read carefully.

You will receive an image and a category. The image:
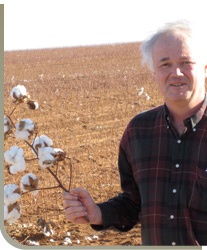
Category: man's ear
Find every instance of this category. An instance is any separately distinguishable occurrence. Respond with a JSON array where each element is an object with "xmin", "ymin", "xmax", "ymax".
[{"xmin": 205, "ymin": 64, "xmax": 207, "ymax": 78}]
